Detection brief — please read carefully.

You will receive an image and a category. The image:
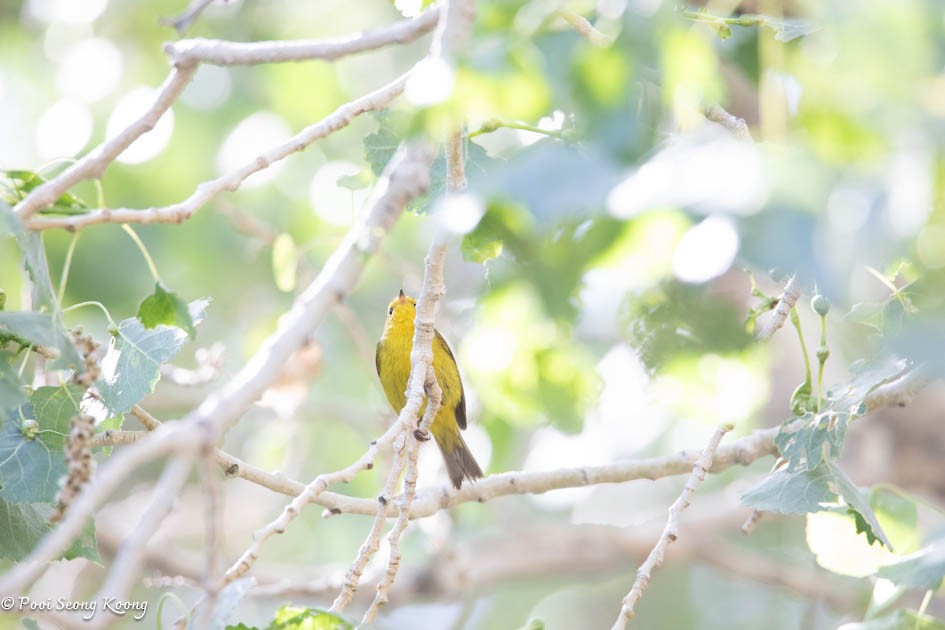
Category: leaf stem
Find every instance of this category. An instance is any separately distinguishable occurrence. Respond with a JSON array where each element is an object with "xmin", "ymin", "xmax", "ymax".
[
  {"xmin": 817, "ymin": 312, "xmax": 828, "ymax": 407},
  {"xmin": 57, "ymin": 232, "xmax": 81, "ymax": 305},
  {"xmin": 122, "ymin": 224, "xmax": 161, "ymax": 283},
  {"xmin": 63, "ymin": 301, "xmax": 118, "ymax": 330},
  {"xmin": 468, "ymin": 118, "xmax": 569, "ymax": 141}
]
